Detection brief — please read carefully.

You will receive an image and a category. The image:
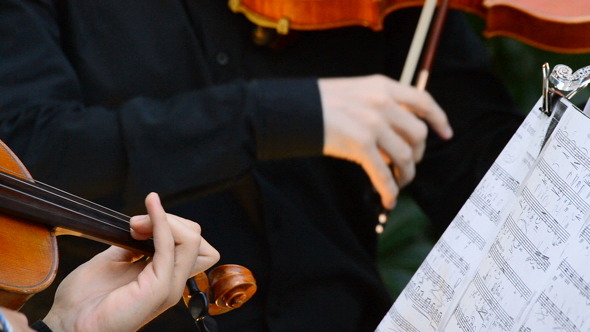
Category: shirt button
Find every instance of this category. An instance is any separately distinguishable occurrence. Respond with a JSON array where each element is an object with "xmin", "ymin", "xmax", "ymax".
[{"xmin": 216, "ymin": 52, "xmax": 229, "ymax": 66}]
